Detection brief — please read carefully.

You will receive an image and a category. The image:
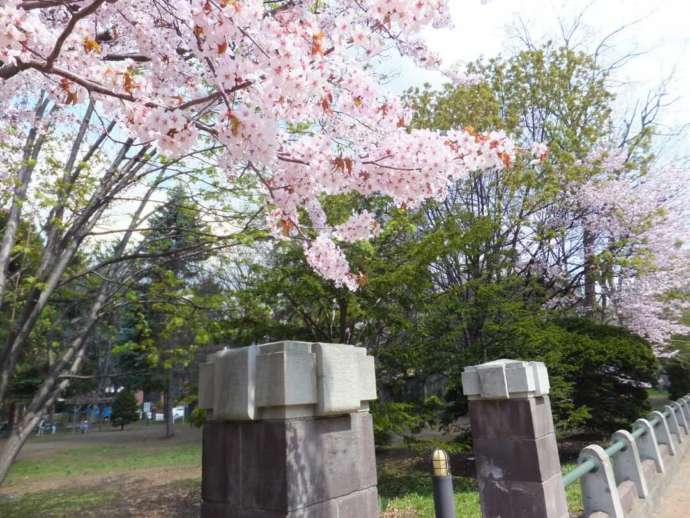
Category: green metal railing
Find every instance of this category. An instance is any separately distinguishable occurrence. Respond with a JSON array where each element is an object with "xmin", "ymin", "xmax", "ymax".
[{"xmin": 561, "ymin": 408, "xmax": 667, "ymax": 487}]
